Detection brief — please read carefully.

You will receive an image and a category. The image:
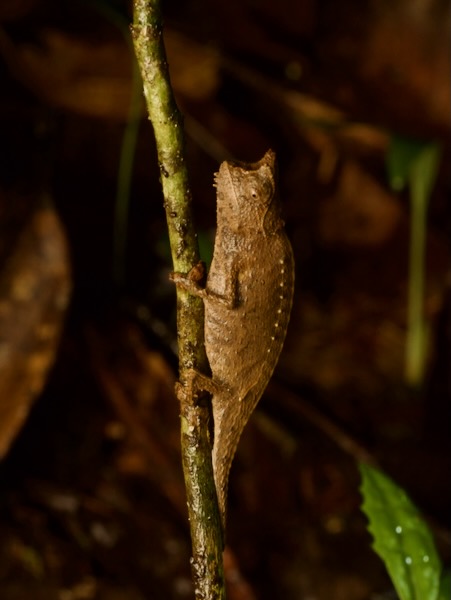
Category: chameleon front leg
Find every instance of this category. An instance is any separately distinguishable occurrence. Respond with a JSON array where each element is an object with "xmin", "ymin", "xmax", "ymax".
[
  {"xmin": 170, "ymin": 257, "xmax": 241, "ymax": 309},
  {"xmin": 170, "ymin": 261, "xmax": 208, "ymax": 298}
]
